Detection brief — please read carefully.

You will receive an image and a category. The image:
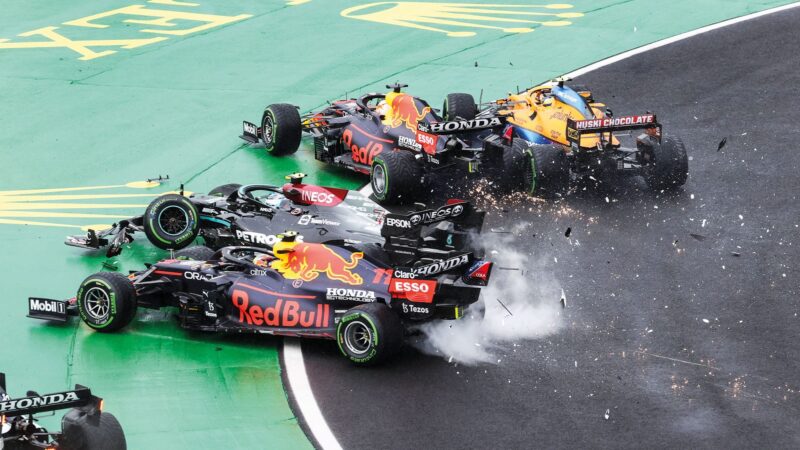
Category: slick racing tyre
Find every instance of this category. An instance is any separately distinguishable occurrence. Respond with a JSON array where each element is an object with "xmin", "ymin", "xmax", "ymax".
[
  {"xmin": 371, "ymin": 150, "xmax": 425, "ymax": 205},
  {"xmin": 175, "ymin": 245, "xmax": 215, "ymax": 261},
  {"xmin": 644, "ymin": 136, "xmax": 689, "ymax": 191},
  {"xmin": 262, "ymin": 103, "xmax": 301, "ymax": 156},
  {"xmin": 527, "ymin": 143, "xmax": 570, "ymax": 198},
  {"xmin": 442, "ymin": 93, "xmax": 476, "ymax": 121},
  {"xmin": 143, "ymin": 194, "xmax": 200, "ymax": 250},
  {"xmin": 208, "ymin": 183, "xmax": 242, "ymax": 199},
  {"xmin": 77, "ymin": 272, "xmax": 137, "ymax": 333},
  {"xmin": 492, "ymin": 139, "xmax": 530, "ymax": 193},
  {"xmin": 61, "ymin": 409, "xmax": 127, "ymax": 450},
  {"xmin": 337, "ymin": 303, "xmax": 403, "ymax": 366}
]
